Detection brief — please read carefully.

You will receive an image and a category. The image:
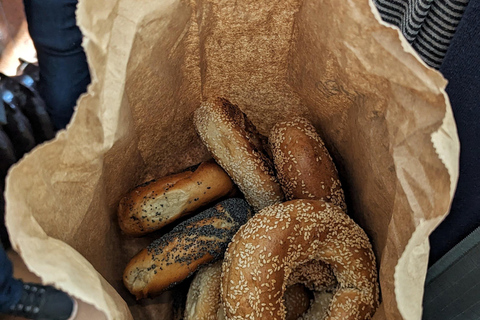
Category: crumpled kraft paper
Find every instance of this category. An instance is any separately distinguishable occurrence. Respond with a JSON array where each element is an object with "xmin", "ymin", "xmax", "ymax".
[{"xmin": 5, "ymin": 0, "xmax": 459, "ymax": 319}]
